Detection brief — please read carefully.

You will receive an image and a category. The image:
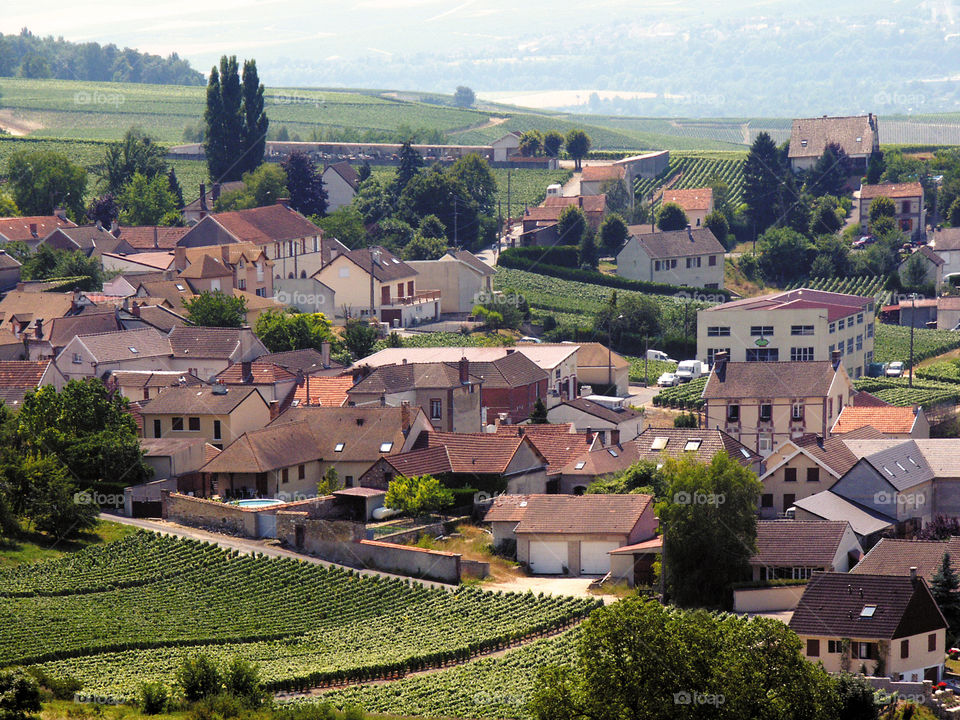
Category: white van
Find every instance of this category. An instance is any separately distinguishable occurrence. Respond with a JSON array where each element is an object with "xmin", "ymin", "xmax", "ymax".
[
  {"xmin": 647, "ymin": 349, "xmax": 675, "ymax": 362},
  {"xmin": 675, "ymin": 360, "xmax": 707, "ymax": 383}
]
